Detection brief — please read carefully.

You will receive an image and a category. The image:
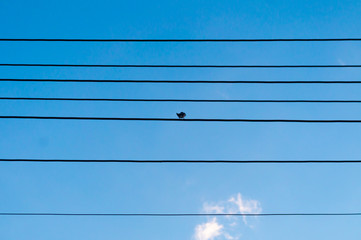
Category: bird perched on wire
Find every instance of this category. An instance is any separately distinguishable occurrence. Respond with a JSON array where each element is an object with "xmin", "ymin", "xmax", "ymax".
[{"xmin": 176, "ymin": 112, "xmax": 186, "ymax": 119}]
